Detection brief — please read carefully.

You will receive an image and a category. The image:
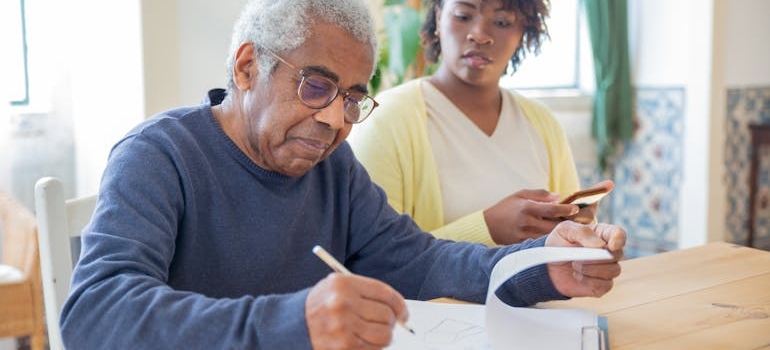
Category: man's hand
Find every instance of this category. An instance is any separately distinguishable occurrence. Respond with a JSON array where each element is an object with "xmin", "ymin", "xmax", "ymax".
[
  {"xmin": 306, "ymin": 273, "xmax": 409, "ymax": 349},
  {"xmin": 544, "ymin": 221, "xmax": 626, "ymax": 298}
]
